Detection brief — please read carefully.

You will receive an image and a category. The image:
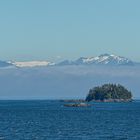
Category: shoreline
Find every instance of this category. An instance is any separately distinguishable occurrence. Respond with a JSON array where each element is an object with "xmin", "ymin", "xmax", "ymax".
[{"xmin": 60, "ymin": 99, "xmax": 133, "ymax": 103}]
